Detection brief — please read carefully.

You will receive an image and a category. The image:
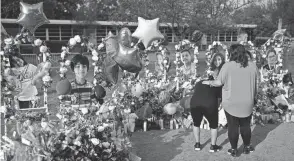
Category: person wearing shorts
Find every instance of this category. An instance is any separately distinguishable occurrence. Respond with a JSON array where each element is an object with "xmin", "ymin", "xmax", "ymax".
[
  {"xmin": 190, "ymin": 79, "xmax": 222, "ymax": 153},
  {"xmin": 123, "ymin": 111, "xmax": 138, "ymax": 145}
]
